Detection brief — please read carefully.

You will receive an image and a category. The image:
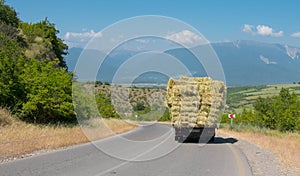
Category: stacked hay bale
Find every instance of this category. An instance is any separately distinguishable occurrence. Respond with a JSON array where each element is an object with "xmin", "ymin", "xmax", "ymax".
[{"xmin": 166, "ymin": 77, "xmax": 225, "ymax": 128}]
